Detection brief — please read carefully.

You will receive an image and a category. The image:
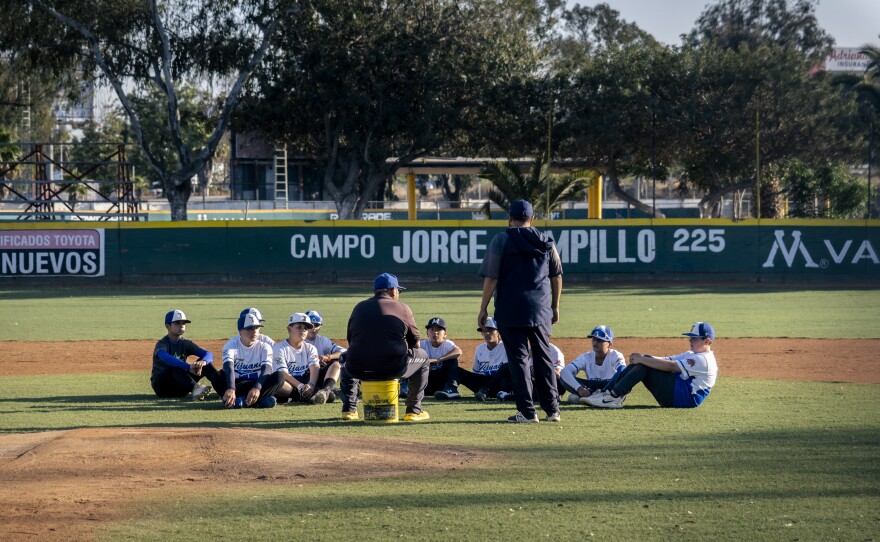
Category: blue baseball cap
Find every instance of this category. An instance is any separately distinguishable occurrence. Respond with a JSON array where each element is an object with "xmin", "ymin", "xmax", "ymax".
[
  {"xmin": 165, "ymin": 309, "xmax": 191, "ymax": 325},
  {"xmin": 239, "ymin": 307, "xmax": 265, "ymax": 322},
  {"xmin": 374, "ymin": 272, "xmax": 406, "ymax": 291},
  {"xmin": 683, "ymin": 322, "xmax": 715, "ymax": 340},
  {"xmin": 306, "ymin": 310, "xmax": 323, "ymax": 325},
  {"xmin": 589, "ymin": 325, "xmax": 614, "ymax": 342},
  {"xmin": 508, "ymin": 199, "xmax": 534, "ymax": 219},
  {"xmin": 237, "ymin": 313, "xmax": 263, "ymax": 331}
]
